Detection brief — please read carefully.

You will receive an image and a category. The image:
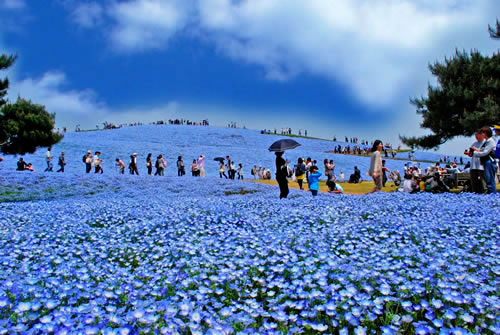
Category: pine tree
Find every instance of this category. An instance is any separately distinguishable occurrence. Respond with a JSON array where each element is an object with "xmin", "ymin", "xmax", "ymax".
[
  {"xmin": 401, "ymin": 26, "xmax": 500, "ymax": 150},
  {"xmin": 0, "ymin": 54, "xmax": 16, "ymax": 108},
  {"xmin": 489, "ymin": 19, "xmax": 500, "ymax": 39},
  {"xmin": 0, "ymin": 54, "xmax": 63, "ymax": 154}
]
